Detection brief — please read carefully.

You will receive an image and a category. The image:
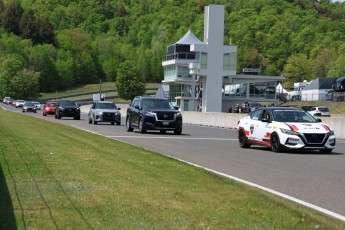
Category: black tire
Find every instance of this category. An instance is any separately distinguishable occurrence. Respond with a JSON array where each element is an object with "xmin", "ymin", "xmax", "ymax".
[
  {"xmin": 74, "ymin": 116, "xmax": 80, "ymax": 120},
  {"xmin": 22, "ymin": 110, "xmax": 25, "ymax": 113},
  {"xmin": 55, "ymin": 114, "xmax": 57, "ymax": 119},
  {"xmin": 34, "ymin": 111, "xmax": 36, "ymax": 113},
  {"xmin": 270, "ymin": 133, "xmax": 283, "ymax": 152},
  {"xmin": 319, "ymin": 148, "xmax": 333, "ymax": 154},
  {"xmin": 126, "ymin": 116, "xmax": 133, "ymax": 132},
  {"xmin": 160, "ymin": 130, "xmax": 166, "ymax": 134},
  {"xmin": 138, "ymin": 118, "xmax": 146, "ymax": 133},
  {"xmin": 111, "ymin": 122, "xmax": 115, "ymax": 125},
  {"xmin": 239, "ymin": 130, "xmax": 251, "ymax": 148},
  {"xmin": 116, "ymin": 121, "xmax": 121, "ymax": 126},
  {"xmin": 43, "ymin": 113, "xmax": 47, "ymax": 116},
  {"xmin": 88, "ymin": 118, "xmax": 92, "ymax": 124},
  {"xmin": 174, "ymin": 130, "xmax": 182, "ymax": 135},
  {"xmin": 93, "ymin": 118, "xmax": 97, "ymax": 124},
  {"xmin": 57, "ymin": 114, "xmax": 61, "ymax": 119}
]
